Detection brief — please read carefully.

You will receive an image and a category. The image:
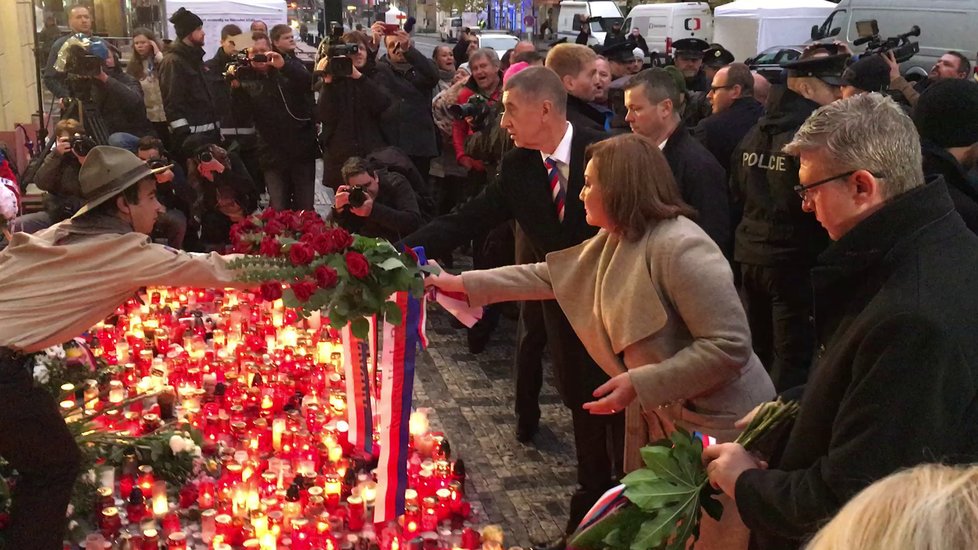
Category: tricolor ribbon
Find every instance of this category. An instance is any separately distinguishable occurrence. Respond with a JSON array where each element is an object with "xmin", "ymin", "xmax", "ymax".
[
  {"xmin": 373, "ymin": 247, "xmax": 427, "ymax": 523},
  {"xmin": 342, "ymin": 324, "xmax": 373, "ymax": 455}
]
